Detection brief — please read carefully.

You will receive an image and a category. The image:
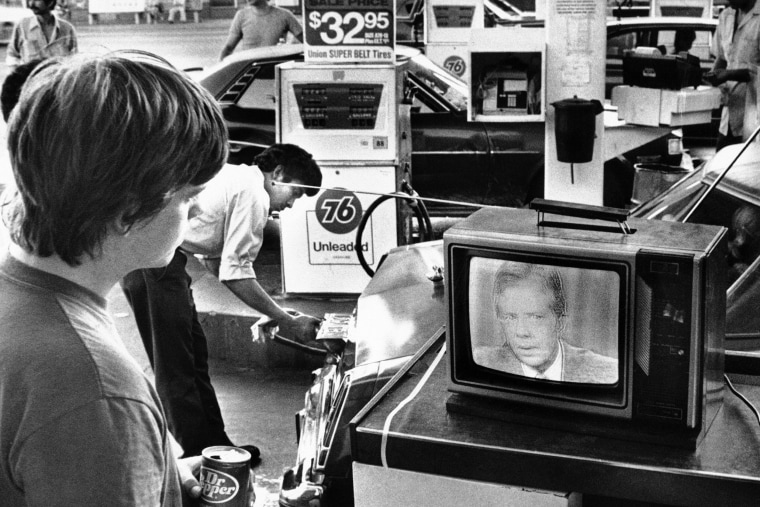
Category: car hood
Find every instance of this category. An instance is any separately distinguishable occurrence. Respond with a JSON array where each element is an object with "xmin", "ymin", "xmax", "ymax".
[
  {"xmin": 353, "ymin": 241, "xmax": 446, "ymax": 367},
  {"xmin": 699, "ymin": 143, "xmax": 760, "ymax": 207}
]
